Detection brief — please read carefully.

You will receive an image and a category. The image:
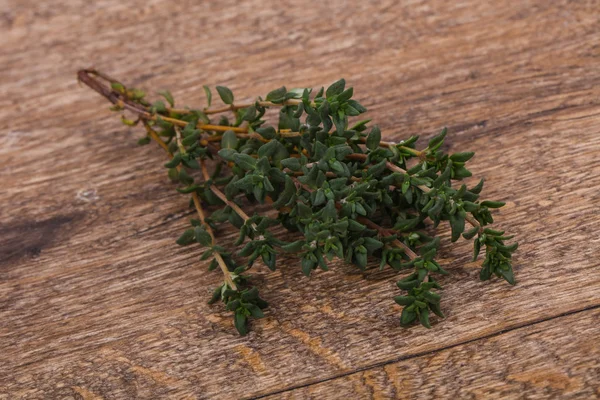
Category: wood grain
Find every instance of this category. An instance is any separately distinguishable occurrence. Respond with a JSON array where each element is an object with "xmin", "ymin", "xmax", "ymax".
[
  {"xmin": 262, "ymin": 308, "xmax": 600, "ymax": 399},
  {"xmin": 1, "ymin": 0, "xmax": 599, "ymax": 399}
]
